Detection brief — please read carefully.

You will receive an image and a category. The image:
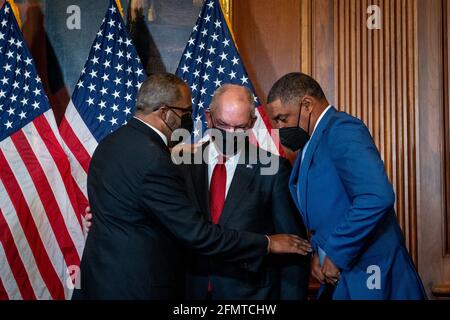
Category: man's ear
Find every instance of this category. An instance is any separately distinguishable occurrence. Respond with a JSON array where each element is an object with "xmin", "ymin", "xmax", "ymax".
[
  {"xmin": 249, "ymin": 115, "xmax": 257, "ymax": 129},
  {"xmin": 301, "ymin": 96, "xmax": 314, "ymax": 113},
  {"xmin": 157, "ymin": 106, "xmax": 168, "ymax": 121},
  {"xmin": 204, "ymin": 109, "xmax": 213, "ymax": 129}
]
